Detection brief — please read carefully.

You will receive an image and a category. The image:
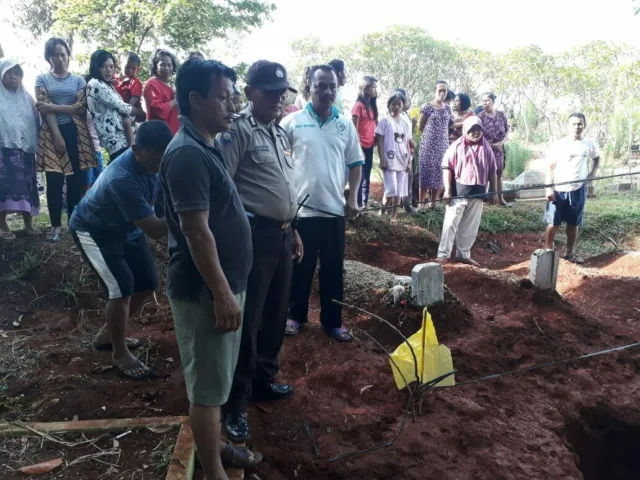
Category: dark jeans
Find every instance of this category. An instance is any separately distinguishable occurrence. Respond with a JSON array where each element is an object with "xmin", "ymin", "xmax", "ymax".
[
  {"xmin": 224, "ymin": 222, "xmax": 293, "ymax": 415},
  {"xmin": 289, "ymin": 216, "xmax": 345, "ymax": 330},
  {"xmin": 46, "ymin": 122, "xmax": 87, "ymax": 227},
  {"xmin": 358, "ymin": 146, "xmax": 374, "ymax": 207}
]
